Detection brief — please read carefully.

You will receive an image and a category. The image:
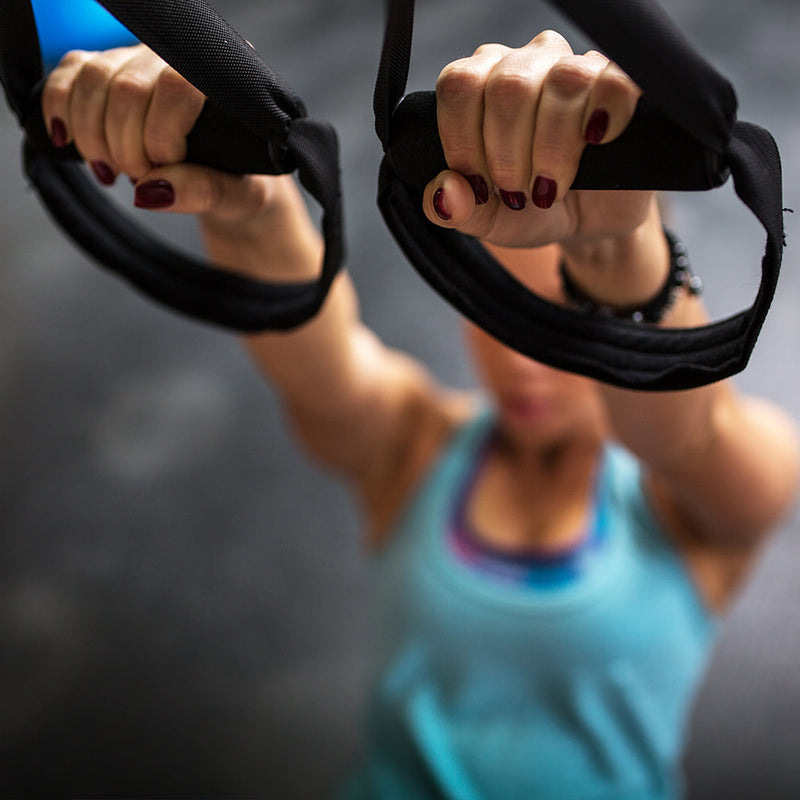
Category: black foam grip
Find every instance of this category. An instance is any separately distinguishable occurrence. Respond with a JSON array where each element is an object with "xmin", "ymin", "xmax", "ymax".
[
  {"xmin": 186, "ymin": 99, "xmax": 296, "ymax": 175},
  {"xmin": 386, "ymin": 90, "xmax": 730, "ymax": 191}
]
